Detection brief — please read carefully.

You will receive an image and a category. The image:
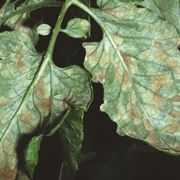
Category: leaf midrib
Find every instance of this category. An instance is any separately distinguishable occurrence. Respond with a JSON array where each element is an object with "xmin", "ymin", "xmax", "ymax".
[{"xmin": 0, "ymin": 54, "xmax": 50, "ymax": 142}]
